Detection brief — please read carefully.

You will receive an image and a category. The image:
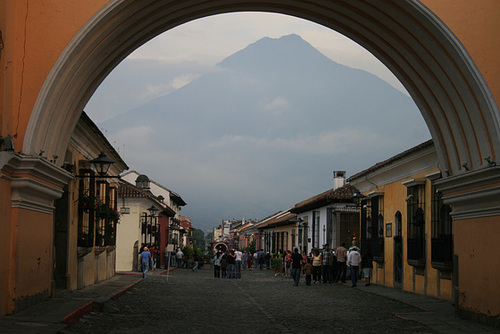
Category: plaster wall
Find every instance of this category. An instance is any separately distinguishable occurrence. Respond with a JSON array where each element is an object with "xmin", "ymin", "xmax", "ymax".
[
  {"xmin": 0, "ymin": 178, "xmax": 12, "ymax": 315},
  {"xmin": 0, "ymin": 0, "xmax": 108, "ymax": 148},
  {"xmin": 14, "ymin": 208, "xmax": 53, "ymax": 310},
  {"xmin": 420, "ymin": 0, "xmax": 500, "ymax": 108},
  {"xmin": 273, "ymin": 224, "xmax": 295, "ymax": 252},
  {"xmin": 363, "ymin": 167, "xmax": 453, "ymax": 301},
  {"xmin": 454, "ymin": 216, "xmax": 500, "ymax": 317},
  {"xmin": 116, "ymin": 203, "xmax": 143, "ymax": 272}
]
